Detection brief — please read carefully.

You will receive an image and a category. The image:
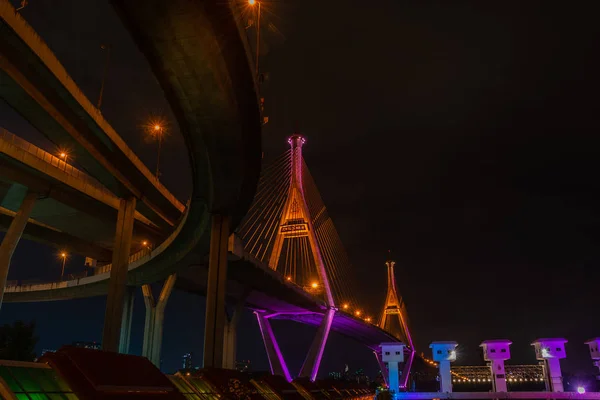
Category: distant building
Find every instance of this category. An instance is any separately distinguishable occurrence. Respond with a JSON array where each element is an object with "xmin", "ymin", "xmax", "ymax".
[
  {"xmin": 182, "ymin": 353, "xmax": 193, "ymax": 369},
  {"xmin": 329, "ymin": 371, "xmax": 343, "ymax": 380},
  {"xmin": 353, "ymin": 368, "xmax": 370, "ymax": 385},
  {"xmin": 72, "ymin": 341, "xmax": 101, "ymax": 350},
  {"xmin": 236, "ymin": 360, "xmax": 251, "ymax": 373},
  {"xmin": 40, "ymin": 349, "xmax": 55, "ymax": 355}
]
